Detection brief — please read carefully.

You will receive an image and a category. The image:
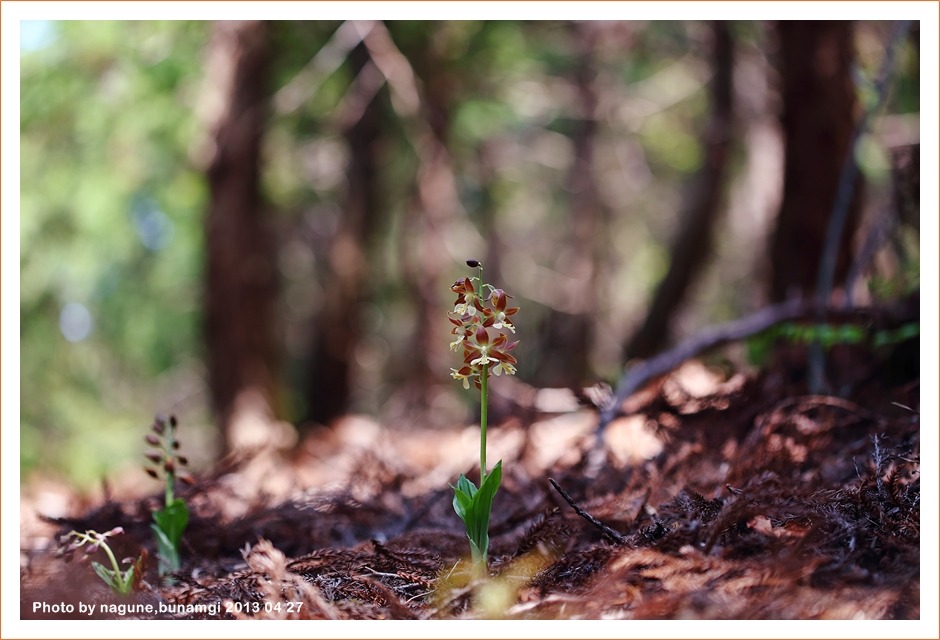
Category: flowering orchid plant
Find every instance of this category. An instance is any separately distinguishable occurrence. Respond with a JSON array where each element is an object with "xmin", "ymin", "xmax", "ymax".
[
  {"xmin": 448, "ymin": 260, "xmax": 519, "ymax": 575},
  {"xmin": 58, "ymin": 527, "xmax": 142, "ymax": 597},
  {"xmin": 144, "ymin": 415, "xmax": 193, "ymax": 578}
]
